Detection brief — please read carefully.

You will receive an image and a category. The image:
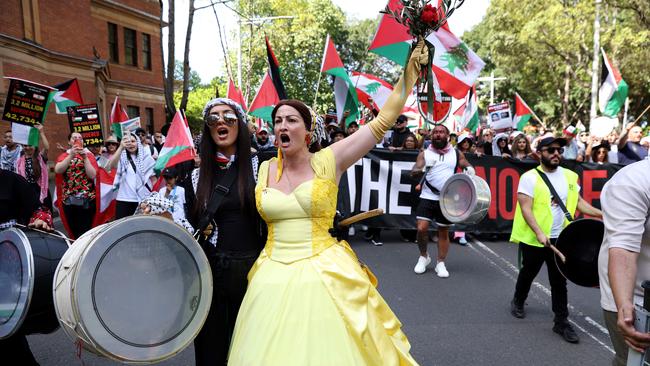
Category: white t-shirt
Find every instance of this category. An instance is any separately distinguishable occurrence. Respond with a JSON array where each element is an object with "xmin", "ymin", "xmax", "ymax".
[
  {"xmin": 420, "ymin": 148, "xmax": 457, "ymax": 201},
  {"xmin": 598, "ymin": 159, "xmax": 650, "ymax": 312},
  {"xmin": 116, "ymin": 162, "xmax": 152, "ymax": 202},
  {"xmin": 159, "ymin": 185, "xmax": 186, "ymax": 222},
  {"xmin": 518, "ymin": 167, "xmax": 579, "ymax": 239}
]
